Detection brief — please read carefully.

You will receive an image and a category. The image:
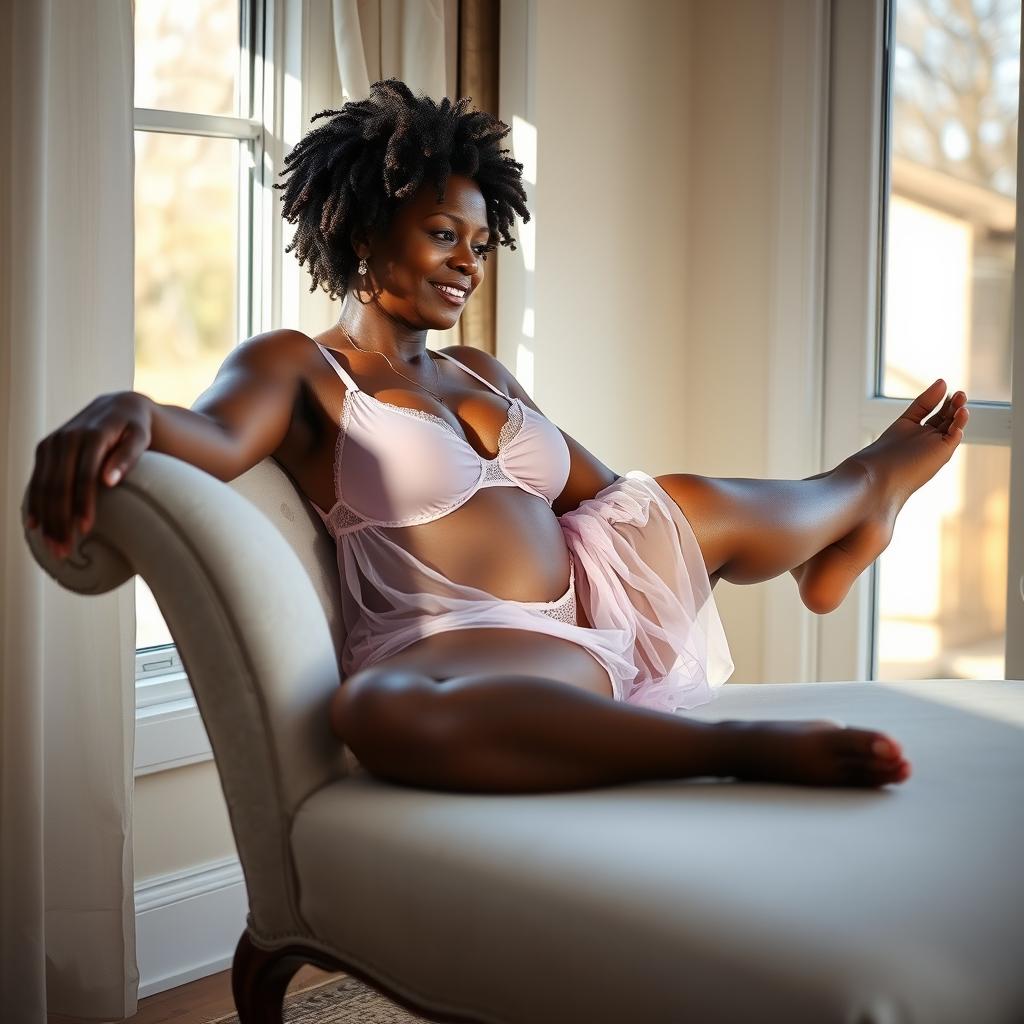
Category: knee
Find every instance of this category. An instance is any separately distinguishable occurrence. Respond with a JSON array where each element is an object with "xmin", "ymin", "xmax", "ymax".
[
  {"xmin": 653, "ymin": 473, "xmax": 730, "ymax": 578},
  {"xmin": 330, "ymin": 666, "xmax": 451, "ymax": 775}
]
